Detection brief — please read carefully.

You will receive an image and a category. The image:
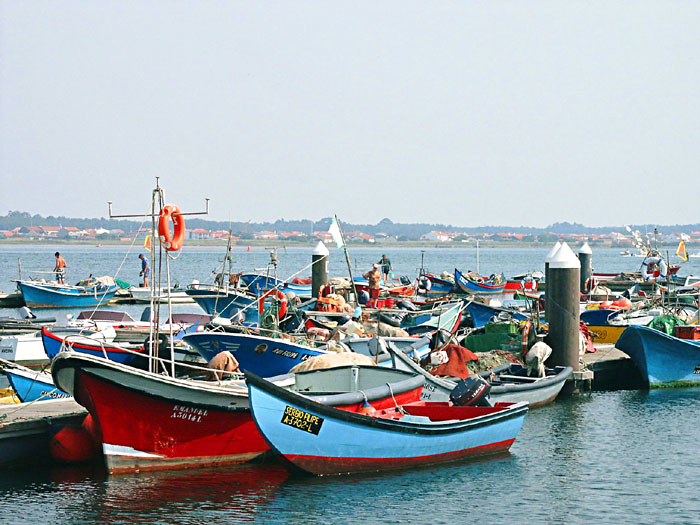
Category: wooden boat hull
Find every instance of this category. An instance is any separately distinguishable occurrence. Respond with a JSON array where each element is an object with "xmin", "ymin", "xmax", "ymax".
[
  {"xmin": 381, "ymin": 347, "xmax": 572, "ymax": 407},
  {"xmin": 240, "ymin": 274, "xmax": 312, "ymax": 298},
  {"xmin": 42, "ymin": 327, "xmax": 147, "ymax": 366},
  {"xmin": 16, "ymin": 280, "xmax": 118, "ymax": 308},
  {"xmin": 464, "ymin": 300, "xmax": 528, "ymax": 328},
  {"xmin": 183, "ymin": 332, "xmax": 327, "ymax": 376},
  {"xmin": 1, "ymin": 360, "xmax": 70, "ymax": 402},
  {"xmin": 586, "ymin": 325, "xmax": 628, "ymax": 344},
  {"xmin": 185, "ymin": 288, "xmax": 259, "ymax": 323},
  {"xmin": 454, "ymin": 269, "xmax": 506, "ymax": 295},
  {"xmin": 51, "ymin": 353, "xmax": 423, "ymax": 474},
  {"xmin": 247, "ymin": 372, "xmax": 528, "ymax": 476},
  {"xmin": 615, "ymin": 325, "xmax": 700, "ymax": 387}
]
